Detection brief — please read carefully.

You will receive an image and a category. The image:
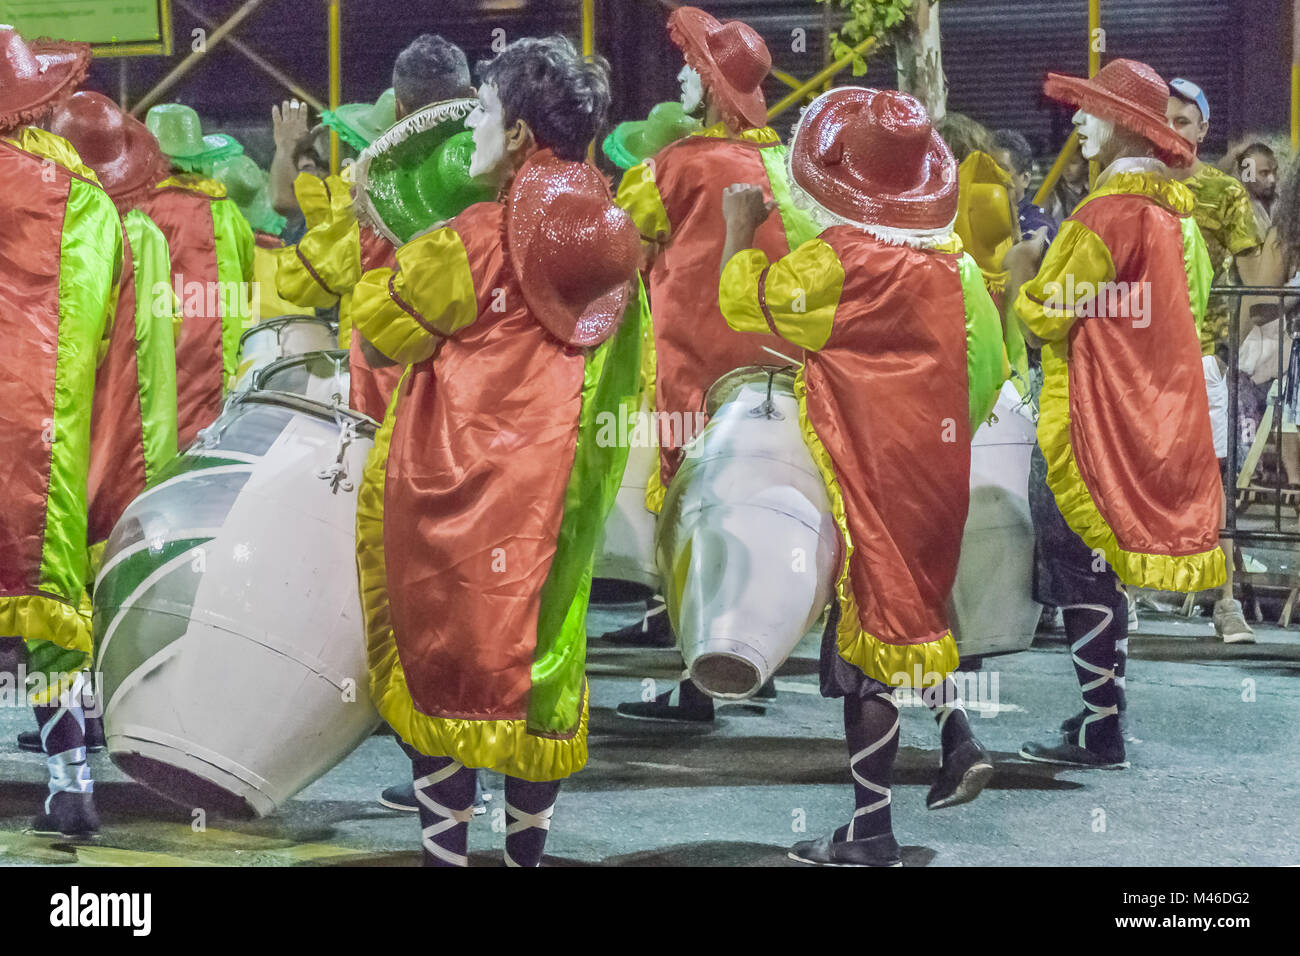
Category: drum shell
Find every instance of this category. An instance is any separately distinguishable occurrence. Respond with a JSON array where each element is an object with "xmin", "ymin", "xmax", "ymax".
[
  {"xmin": 231, "ymin": 315, "xmax": 337, "ymax": 393},
  {"xmin": 949, "ymin": 384, "xmax": 1041, "ymax": 659},
  {"xmin": 593, "ymin": 396, "xmax": 660, "ymax": 590},
  {"xmin": 93, "ymin": 393, "xmax": 379, "ymax": 817},
  {"xmin": 656, "ymin": 372, "xmax": 841, "ymax": 699}
]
